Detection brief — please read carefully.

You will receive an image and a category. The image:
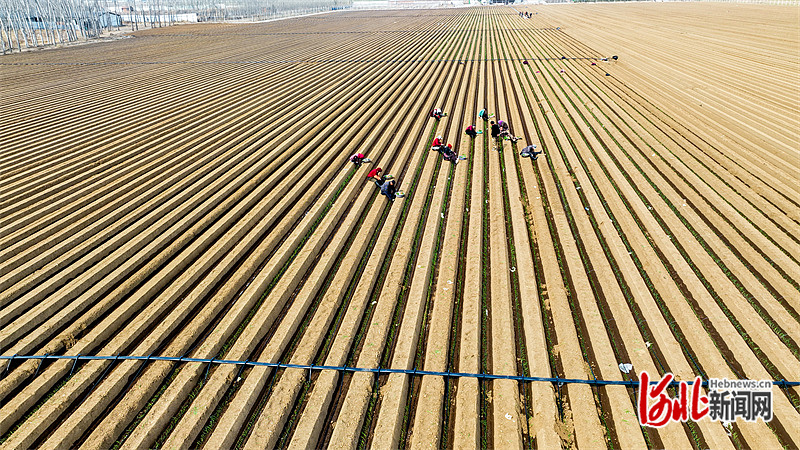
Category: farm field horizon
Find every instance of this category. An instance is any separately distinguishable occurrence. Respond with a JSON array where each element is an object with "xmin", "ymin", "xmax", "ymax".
[{"xmin": 1, "ymin": 2, "xmax": 799, "ymax": 448}]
